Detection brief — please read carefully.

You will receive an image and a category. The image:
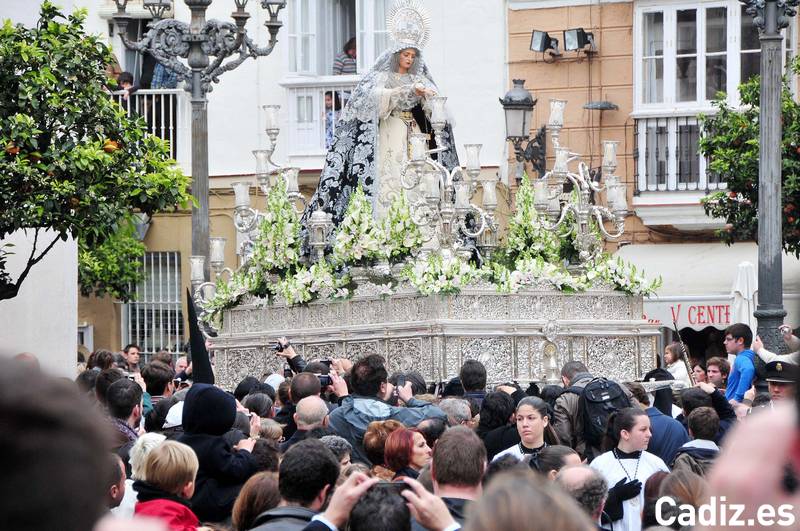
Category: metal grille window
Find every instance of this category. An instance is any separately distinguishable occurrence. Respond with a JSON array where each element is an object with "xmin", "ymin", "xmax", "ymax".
[
  {"xmin": 634, "ymin": 115, "xmax": 725, "ymax": 193},
  {"xmin": 122, "ymin": 252, "xmax": 184, "ymax": 362}
]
